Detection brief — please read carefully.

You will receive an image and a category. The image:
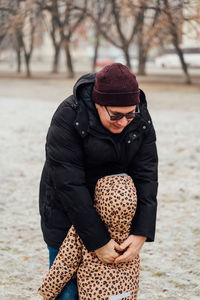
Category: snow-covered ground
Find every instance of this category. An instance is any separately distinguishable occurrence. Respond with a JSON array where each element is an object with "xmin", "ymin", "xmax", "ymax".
[{"xmin": 0, "ymin": 79, "xmax": 200, "ymax": 299}]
